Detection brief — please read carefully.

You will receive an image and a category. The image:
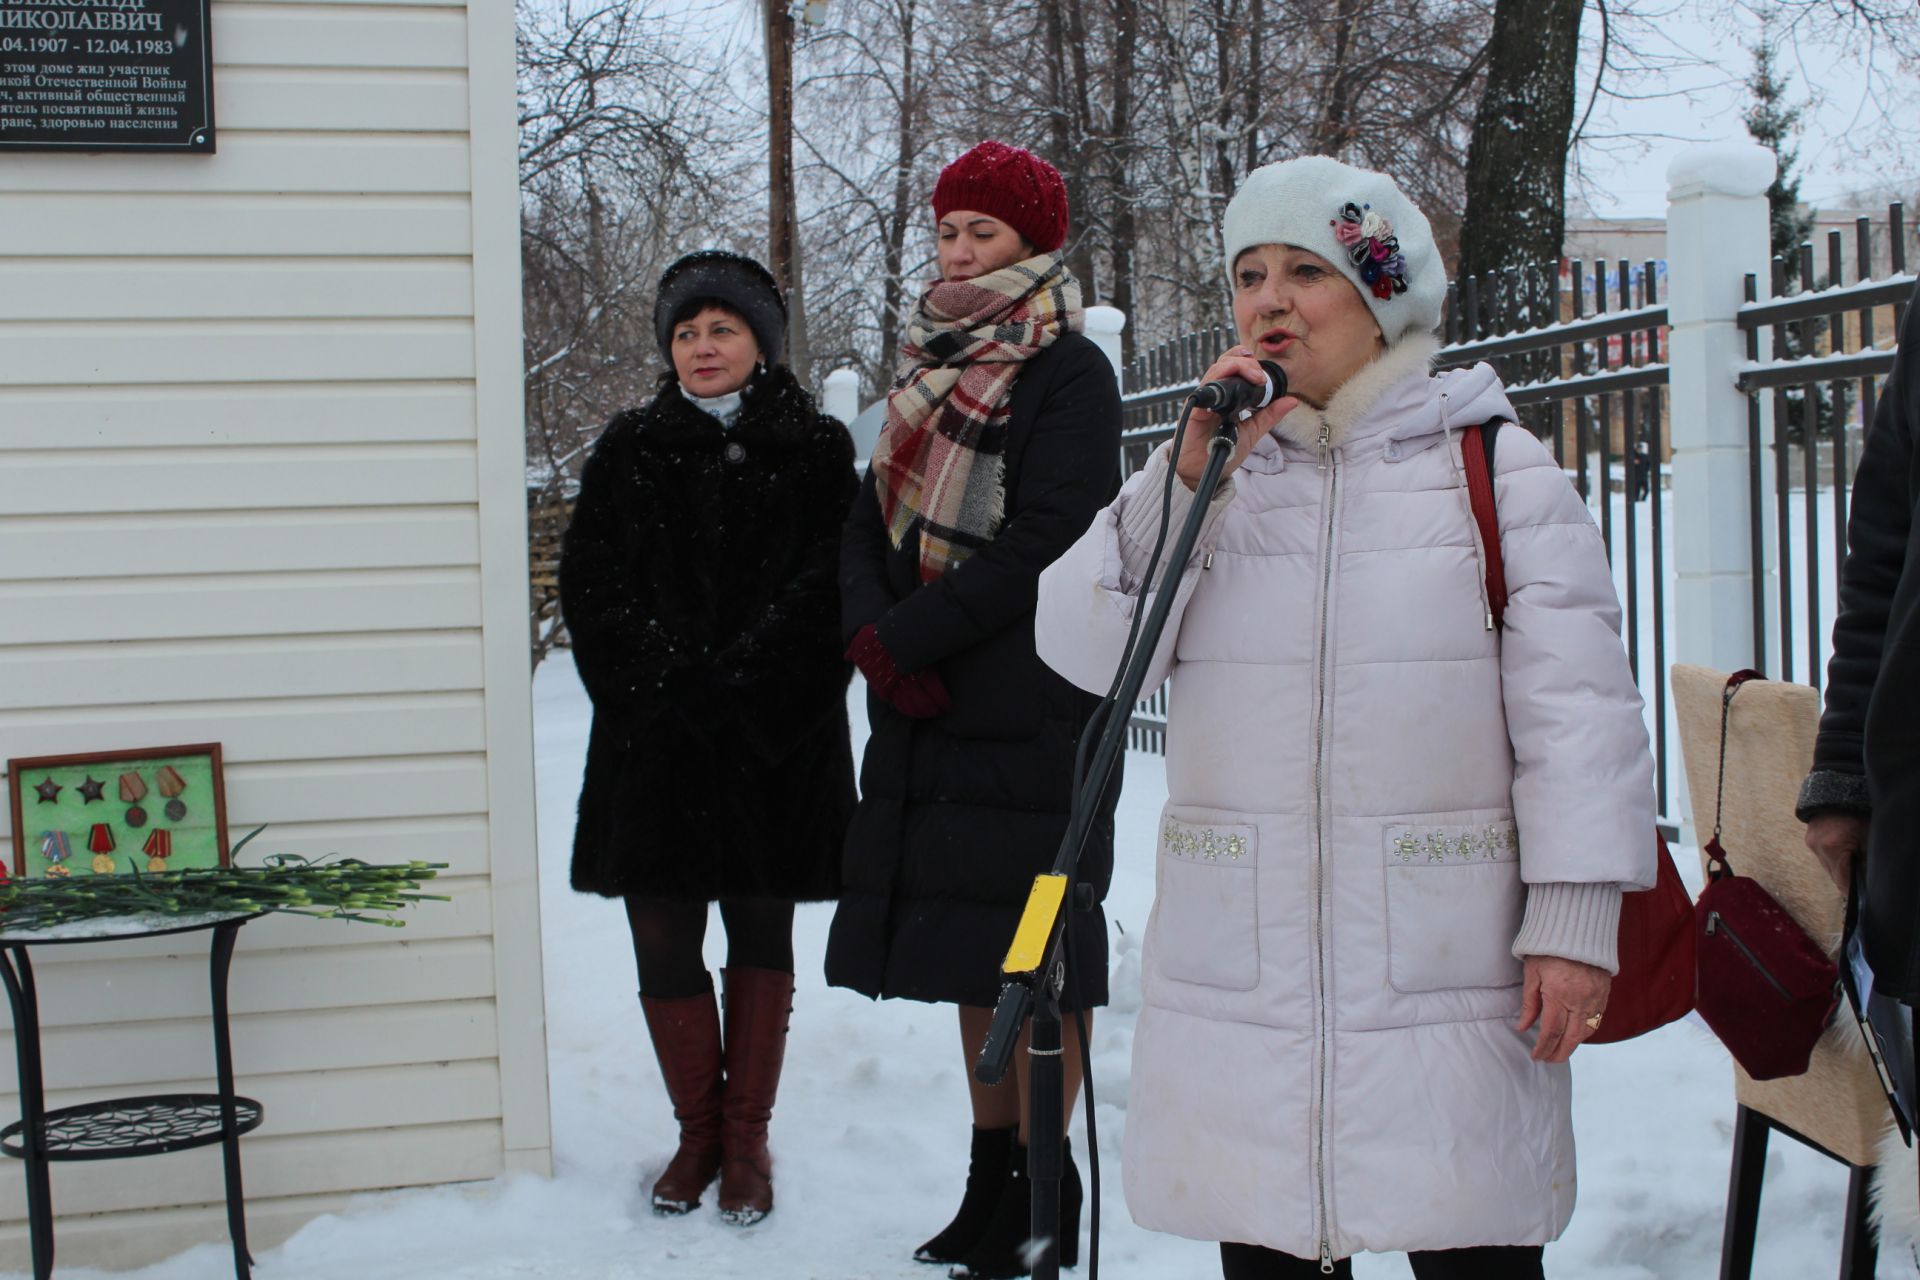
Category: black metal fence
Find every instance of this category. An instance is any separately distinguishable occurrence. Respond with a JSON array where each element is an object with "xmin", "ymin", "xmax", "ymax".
[{"xmin": 1737, "ymin": 204, "xmax": 1910, "ymax": 694}]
